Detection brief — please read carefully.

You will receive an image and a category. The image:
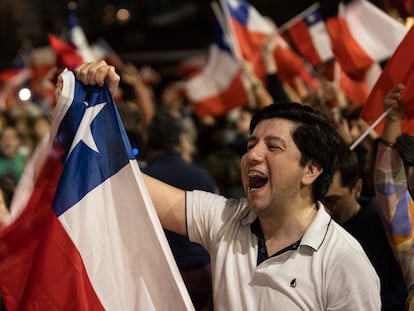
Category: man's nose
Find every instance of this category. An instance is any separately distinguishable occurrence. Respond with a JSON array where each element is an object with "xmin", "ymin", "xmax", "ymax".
[{"xmin": 245, "ymin": 143, "xmax": 266, "ymax": 162}]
